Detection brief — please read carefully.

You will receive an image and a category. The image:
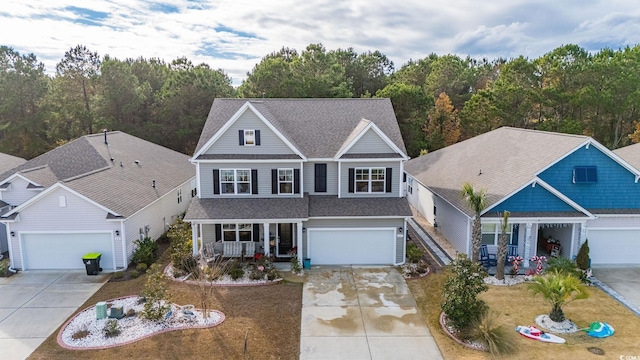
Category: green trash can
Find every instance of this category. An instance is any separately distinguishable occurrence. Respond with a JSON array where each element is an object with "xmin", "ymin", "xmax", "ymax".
[
  {"xmin": 96, "ymin": 301, "xmax": 108, "ymax": 320},
  {"xmin": 82, "ymin": 252, "xmax": 102, "ymax": 275}
]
